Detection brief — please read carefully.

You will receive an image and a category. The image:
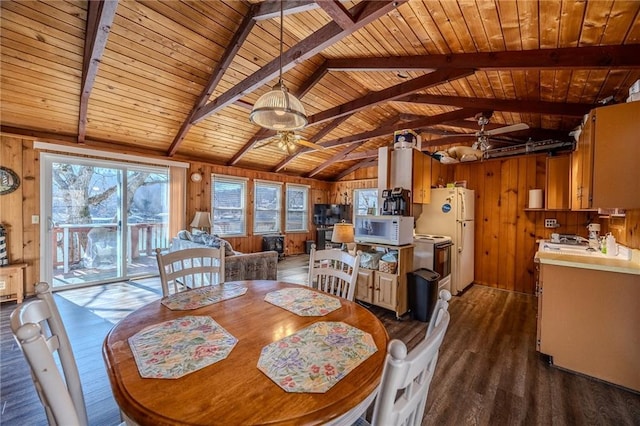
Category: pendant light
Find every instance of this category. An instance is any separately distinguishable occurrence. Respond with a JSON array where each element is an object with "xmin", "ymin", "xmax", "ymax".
[{"xmin": 249, "ymin": 0, "xmax": 307, "ymax": 131}]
